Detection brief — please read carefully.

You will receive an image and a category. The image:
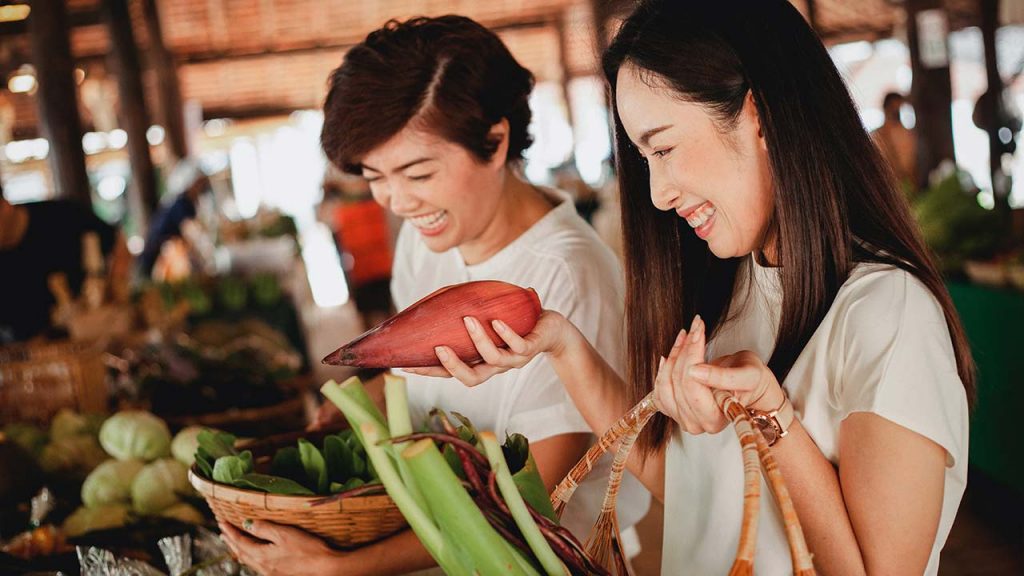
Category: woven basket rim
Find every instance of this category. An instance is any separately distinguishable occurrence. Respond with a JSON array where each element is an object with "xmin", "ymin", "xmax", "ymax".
[{"xmin": 188, "ymin": 466, "xmax": 395, "ymax": 510}]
